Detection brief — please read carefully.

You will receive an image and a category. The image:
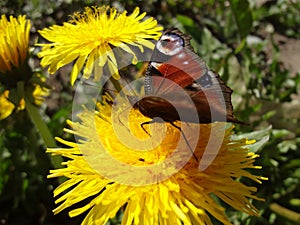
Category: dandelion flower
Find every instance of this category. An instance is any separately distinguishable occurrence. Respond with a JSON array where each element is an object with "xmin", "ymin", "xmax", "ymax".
[
  {"xmin": 0, "ymin": 15, "xmax": 30, "ymax": 79},
  {"xmin": 37, "ymin": 6, "xmax": 163, "ymax": 85},
  {"xmin": 47, "ymin": 98, "xmax": 266, "ymax": 225},
  {"xmin": 0, "ymin": 83, "xmax": 49, "ymax": 120},
  {"xmin": 0, "ymin": 15, "xmax": 30, "ymax": 73},
  {"xmin": 0, "ymin": 90, "xmax": 18, "ymax": 120},
  {"xmin": 0, "ymin": 15, "xmax": 48, "ymax": 119}
]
